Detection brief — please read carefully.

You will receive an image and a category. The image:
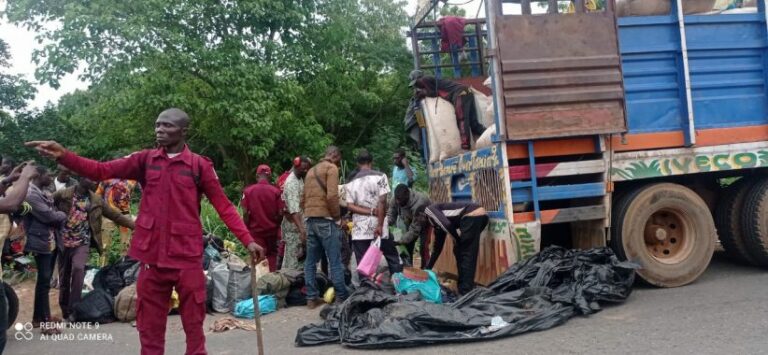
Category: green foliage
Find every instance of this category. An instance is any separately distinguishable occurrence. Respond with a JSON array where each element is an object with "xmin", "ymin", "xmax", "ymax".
[
  {"xmin": 0, "ymin": 106, "xmax": 76, "ymax": 164},
  {"xmin": 87, "ymin": 229, "xmax": 128, "ymax": 267},
  {"xmin": 200, "ymin": 199, "xmax": 249, "ymax": 260},
  {"xmin": 440, "ymin": 5, "xmax": 466, "ymax": 17},
  {"xmin": 0, "ymin": 39, "xmax": 35, "ymax": 114},
  {"xmin": 4, "ymin": 0, "xmax": 414, "ymax": 193}
]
